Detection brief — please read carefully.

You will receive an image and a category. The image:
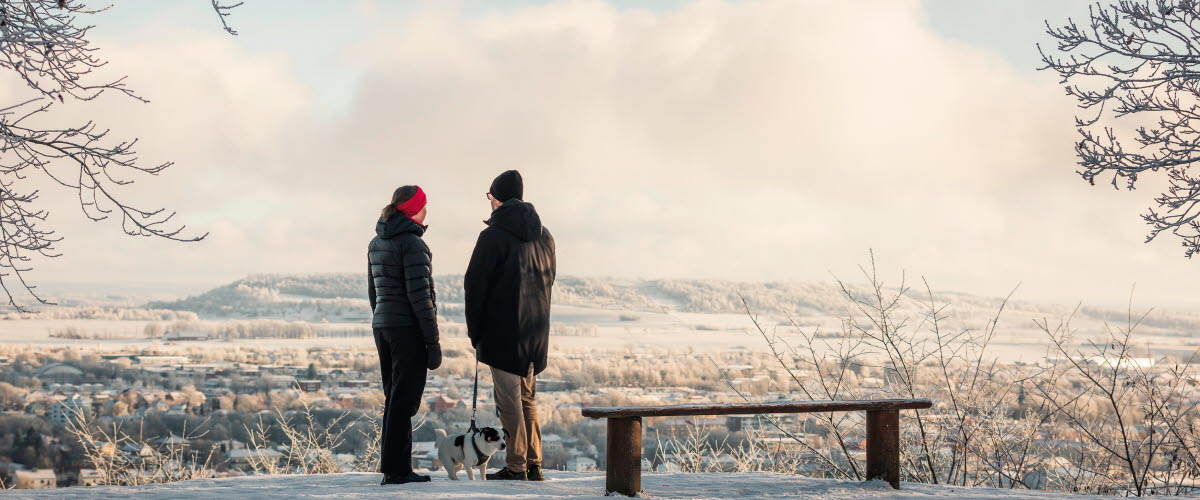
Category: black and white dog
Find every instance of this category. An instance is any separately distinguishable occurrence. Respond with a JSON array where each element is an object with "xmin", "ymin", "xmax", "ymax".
[{"xmin": 434, "ymin": 427, "xmax": 507, "ymax": 480}]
